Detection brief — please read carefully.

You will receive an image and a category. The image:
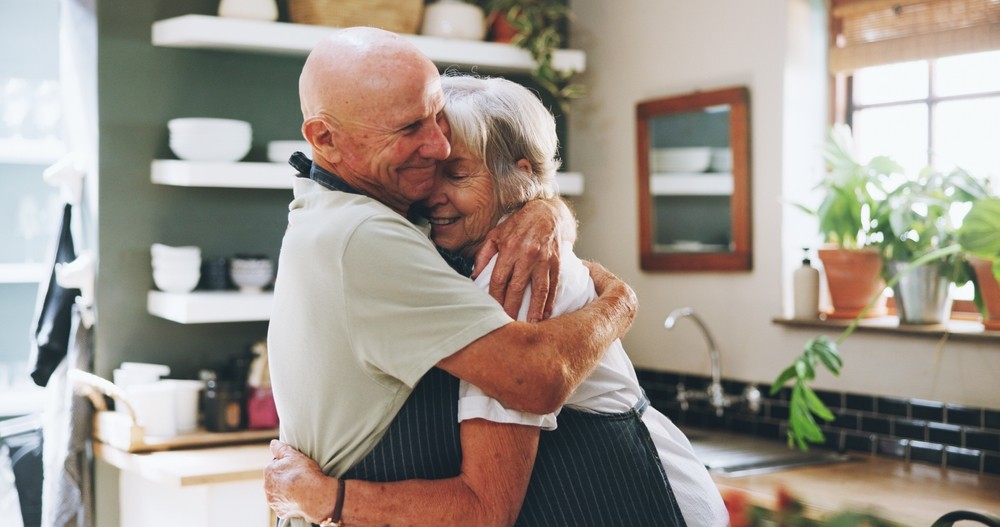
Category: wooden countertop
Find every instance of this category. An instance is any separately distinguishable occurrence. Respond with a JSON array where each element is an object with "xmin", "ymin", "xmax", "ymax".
[
  {"xmin": 714, "ymin": 454, "xmax": 1000, "ymax": 526},
  {"xmin": 94, "ymin": 441, "xmax": 272, "ymax": 487}
]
